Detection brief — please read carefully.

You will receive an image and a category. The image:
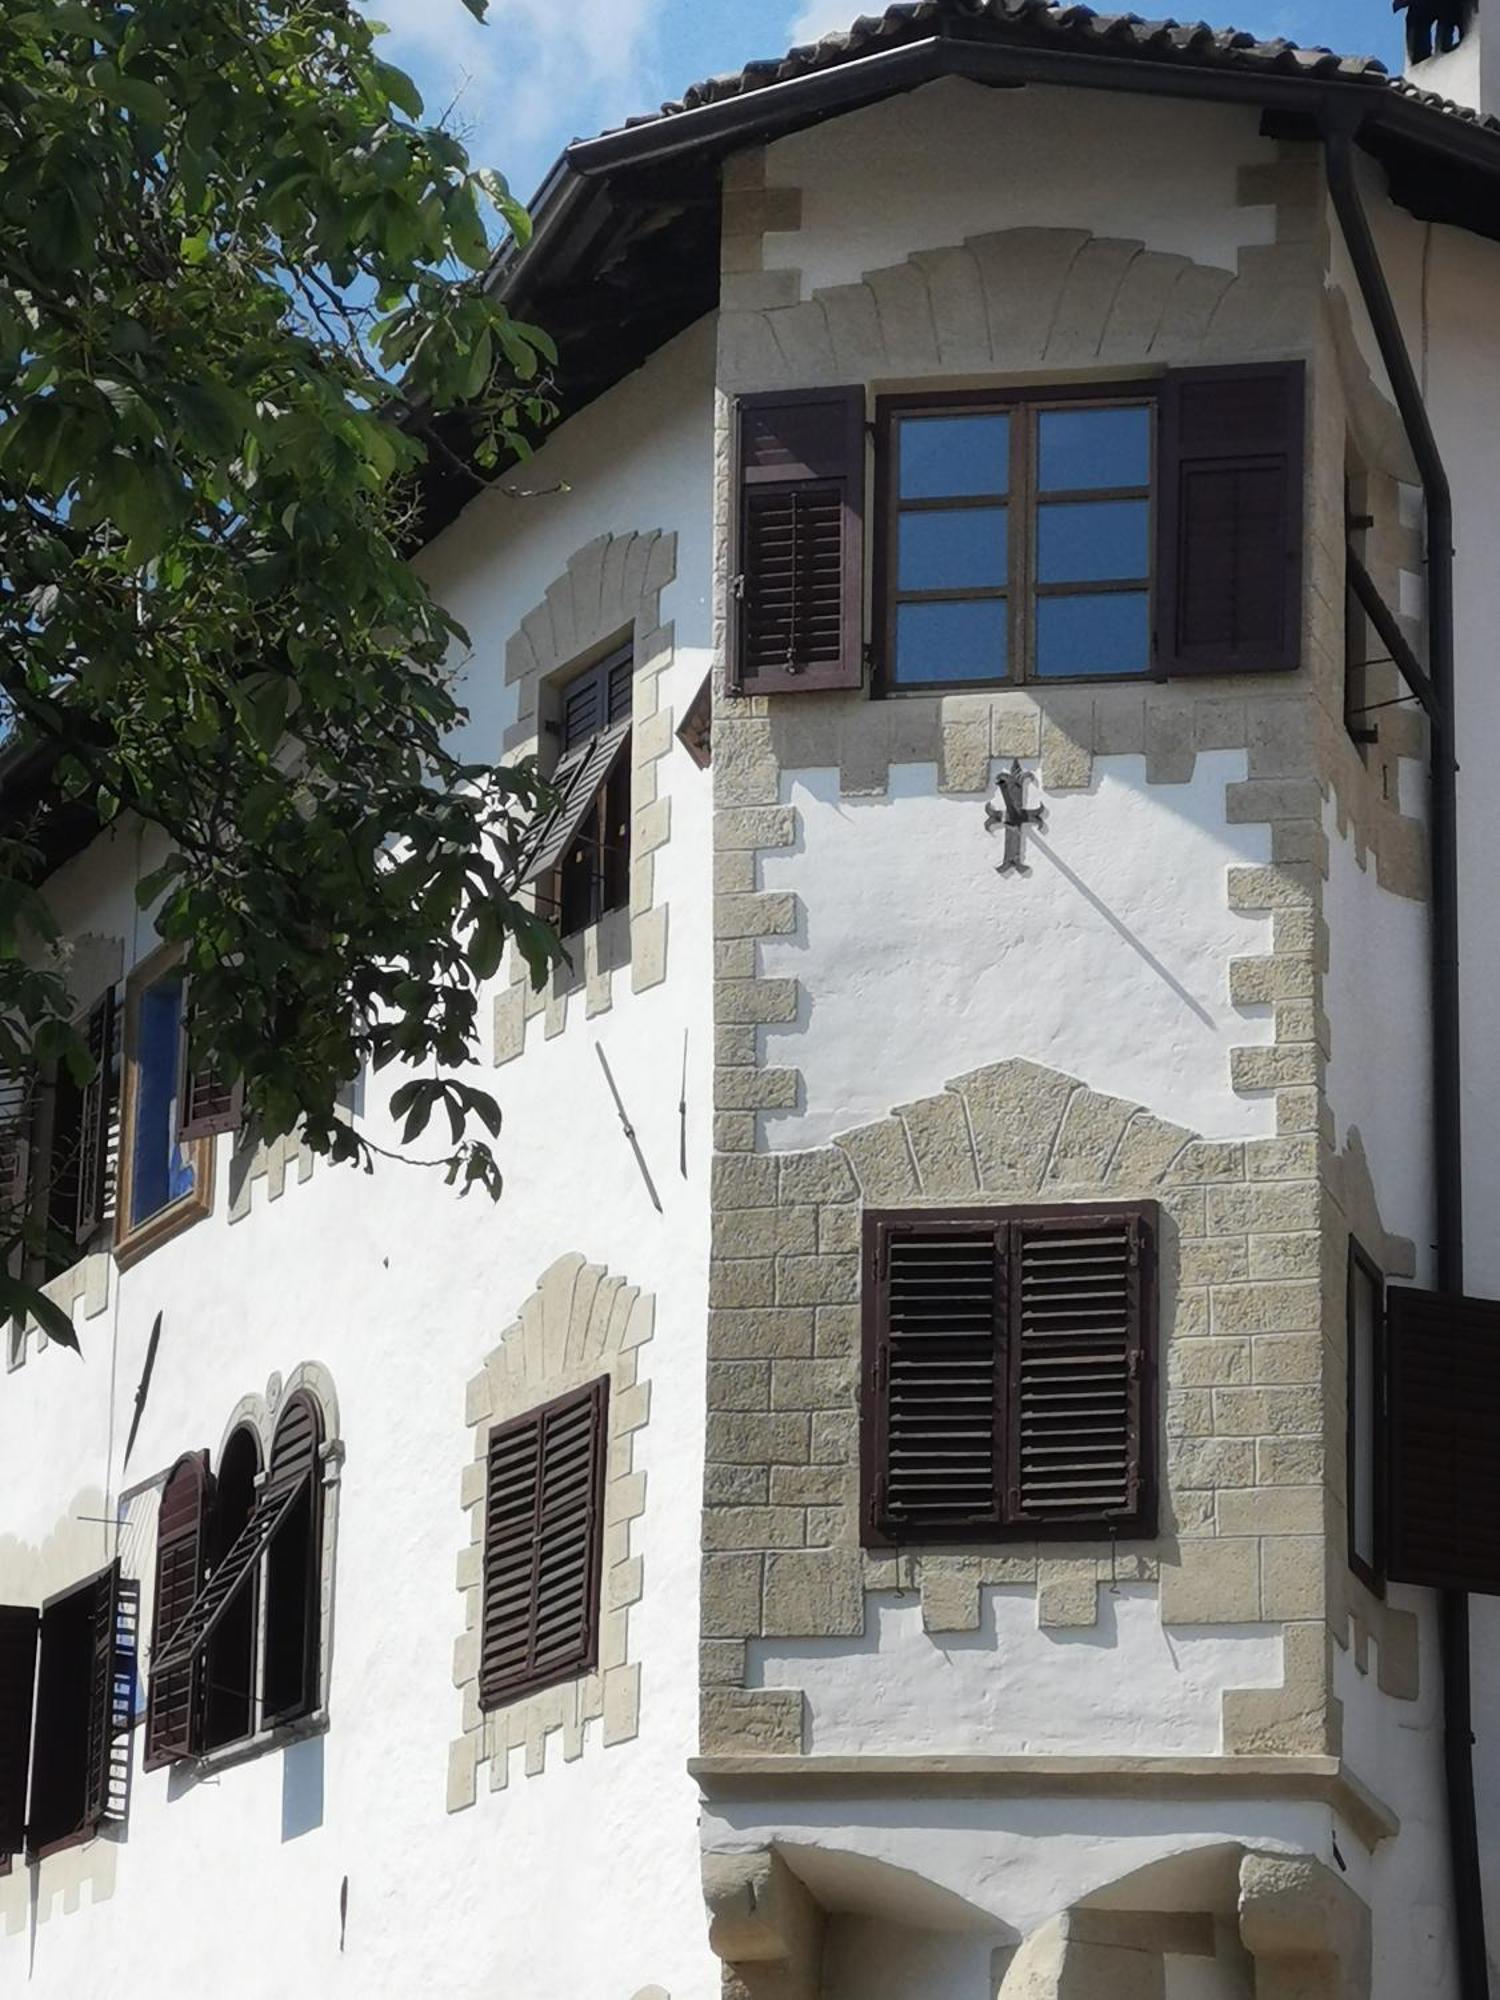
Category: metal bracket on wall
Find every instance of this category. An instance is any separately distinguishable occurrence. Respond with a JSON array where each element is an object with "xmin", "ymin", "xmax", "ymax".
[{"xmin": 984, "ymin": 759, "xmax": 1044, "ymax": 877}]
